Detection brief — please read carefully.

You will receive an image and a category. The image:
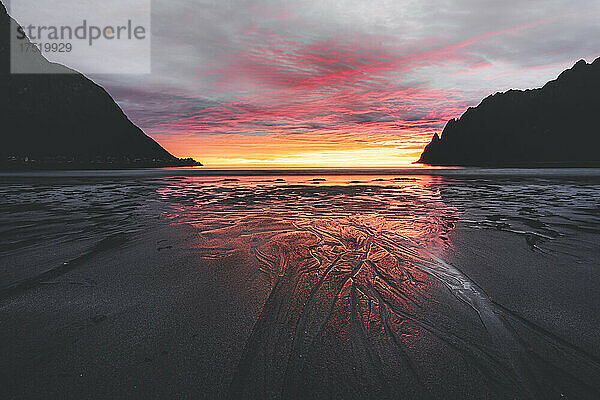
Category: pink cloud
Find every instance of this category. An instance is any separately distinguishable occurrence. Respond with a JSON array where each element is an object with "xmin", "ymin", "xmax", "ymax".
[{"xmin": 146, "ymin": 19, "xmax": 551, "ymax": 164}]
